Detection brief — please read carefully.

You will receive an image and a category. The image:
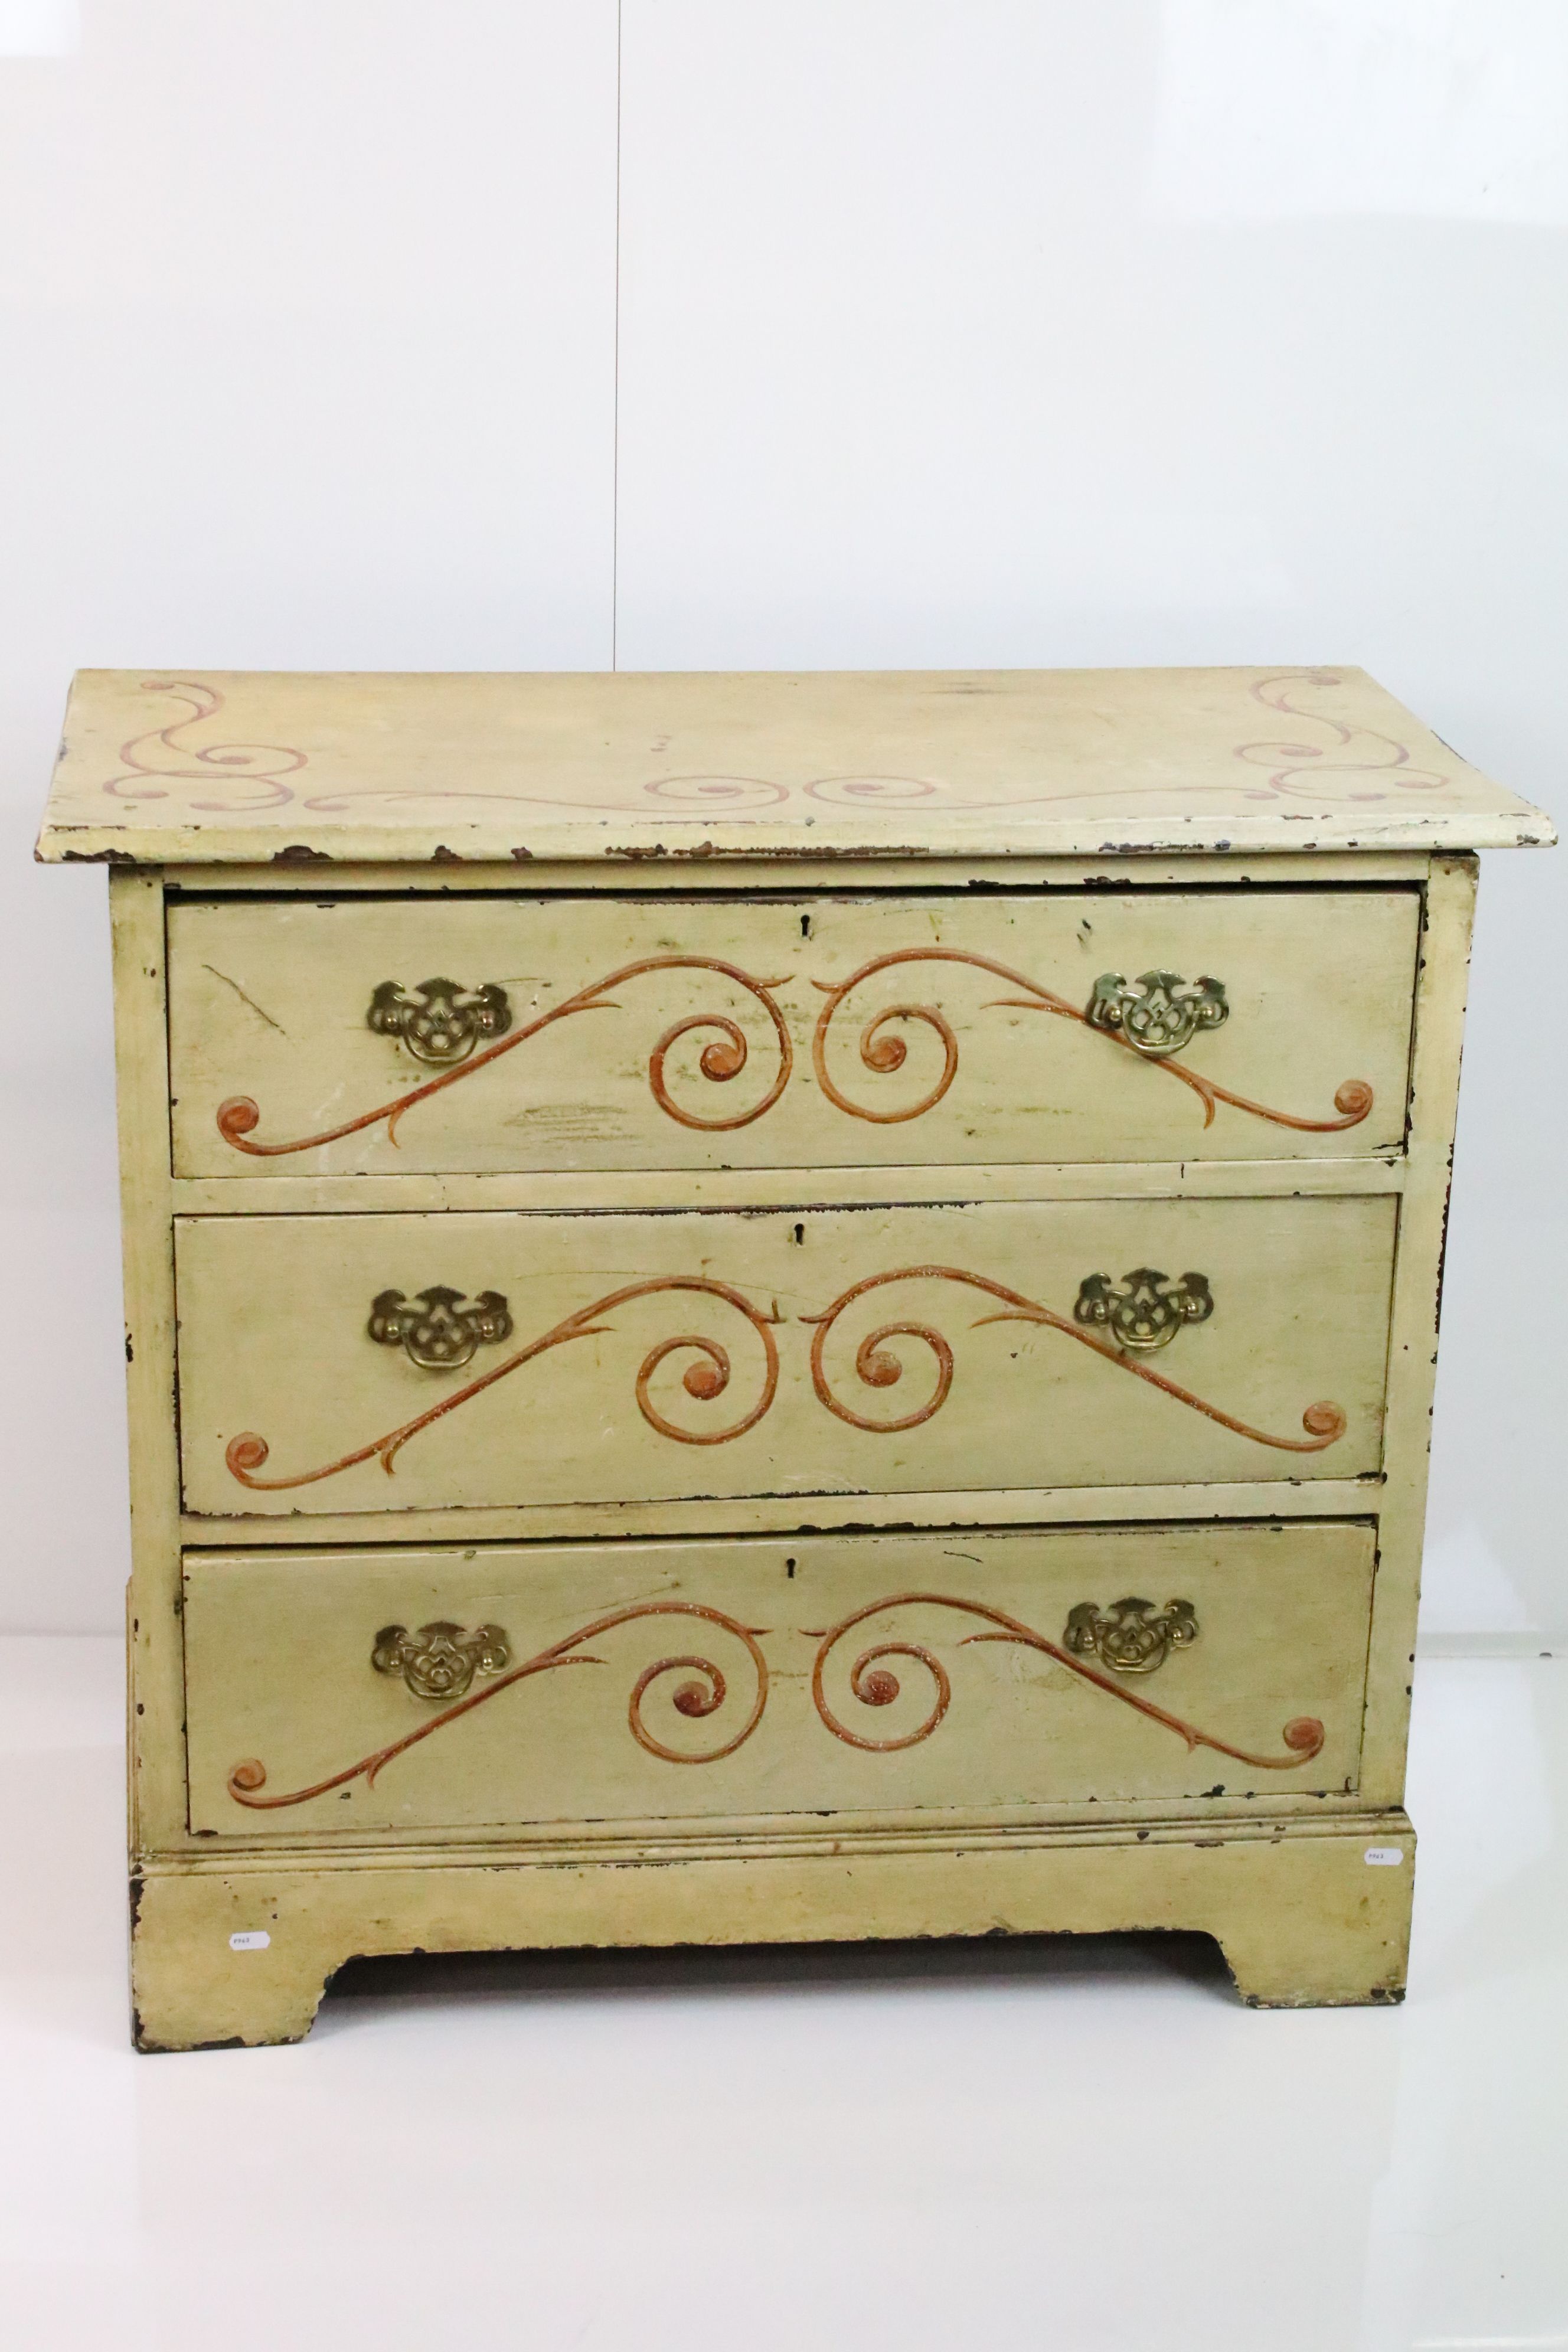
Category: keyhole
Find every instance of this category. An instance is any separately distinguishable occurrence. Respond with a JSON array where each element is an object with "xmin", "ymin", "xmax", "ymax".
[
  {"xmin": 800, "ymin": 914, "xmax": 812, "ymax": 938},
  {"xmin": 785, "ymin": 1557, "xmax": 796, "ymax": 1579},
  {"xmin": 793, "ymin": 1222, "xmax": 805, "ymax": 1245}
]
